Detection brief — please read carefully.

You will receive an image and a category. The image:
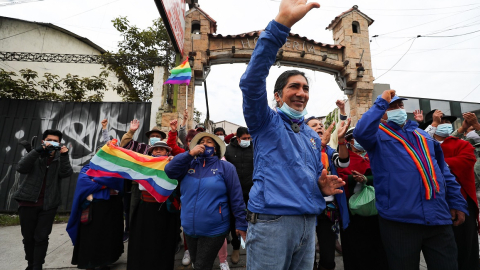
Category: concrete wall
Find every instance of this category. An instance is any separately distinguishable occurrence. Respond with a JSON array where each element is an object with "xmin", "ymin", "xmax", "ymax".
[
  {"xmin": 0, "ymin": 17, "xmax": 123, "ymax": 102},
  {"xmin": 214, "ymin": 120, "xmax": 241, "ymax": 135}
]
